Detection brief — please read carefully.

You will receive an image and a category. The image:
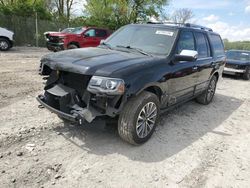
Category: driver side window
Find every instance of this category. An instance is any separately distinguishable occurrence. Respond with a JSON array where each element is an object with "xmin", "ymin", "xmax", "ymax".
[
  {"xmin": 176, "ymin": 31, "xmax": 195, "ymax": 54},
  {"xmin": 85, "ymin": 29, "xmax": 96, "ymax": 37}
]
